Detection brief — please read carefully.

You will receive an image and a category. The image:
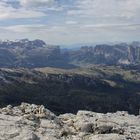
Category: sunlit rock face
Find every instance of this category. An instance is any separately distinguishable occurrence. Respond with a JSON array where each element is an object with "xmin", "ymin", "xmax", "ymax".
[{"xmin": 0, "ymin": 103, "xmax": 140, "ymax": 140}]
